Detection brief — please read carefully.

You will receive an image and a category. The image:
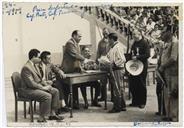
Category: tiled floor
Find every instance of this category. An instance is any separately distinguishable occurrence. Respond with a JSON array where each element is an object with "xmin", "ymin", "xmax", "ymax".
[{"xmin": 4, "ymin": 78, "xmax": 164, "ymax": 127}]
